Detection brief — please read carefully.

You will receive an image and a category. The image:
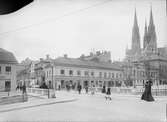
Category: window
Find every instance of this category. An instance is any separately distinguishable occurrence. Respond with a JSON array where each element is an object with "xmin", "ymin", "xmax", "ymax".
[
  {"xmin": 112, "ymin": 73, "xmax": 114, "ymax": 78},
  {"xmin": 108, "ymin": 72, "xmax": 111, "ymax": 78},
  {"xmin": 120, "ymin": 74, "xmax": 122, "ymax": 78},
  {"xmin": 116, "ymin": 73, "xmax": 118, "ymax": 78},
  {"xmin": 104, "ymin": 72, "xmax": 107, "ymax": 78},
  {"xmin": 60, "ymin": 69, "xmax": 65, "ymax": 75},
  {"xmin": 77, "ymin": 70, "xmax": 81, "ymax": 76},
  {"xmin": 69, "ymin": 70, "xmax": 73, "ymax": 75},
  {"xmin": 5, "ymin": 66, "xmax": 11, "ymax": 72},
  {"xmin": 99, "ymin": 72, "xmax": 102, "ymax": 78},
  {"xmin": 84, "ymin": 71, "xmax": 89, "ymax": 76},
  {"xmin": 49, "ymin": 70, "xmax": 51, "ymax": 75},
  {"xmin": 133, "ymin": 70, "xmax": 136, "ymax": 76},
  {"xmin": 91, "ymin": 72, "xmax": 94, "ymax": 77},
  {"xmin": 99, "ymin": 81, "xmax": 102, "ymax": 87}
]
